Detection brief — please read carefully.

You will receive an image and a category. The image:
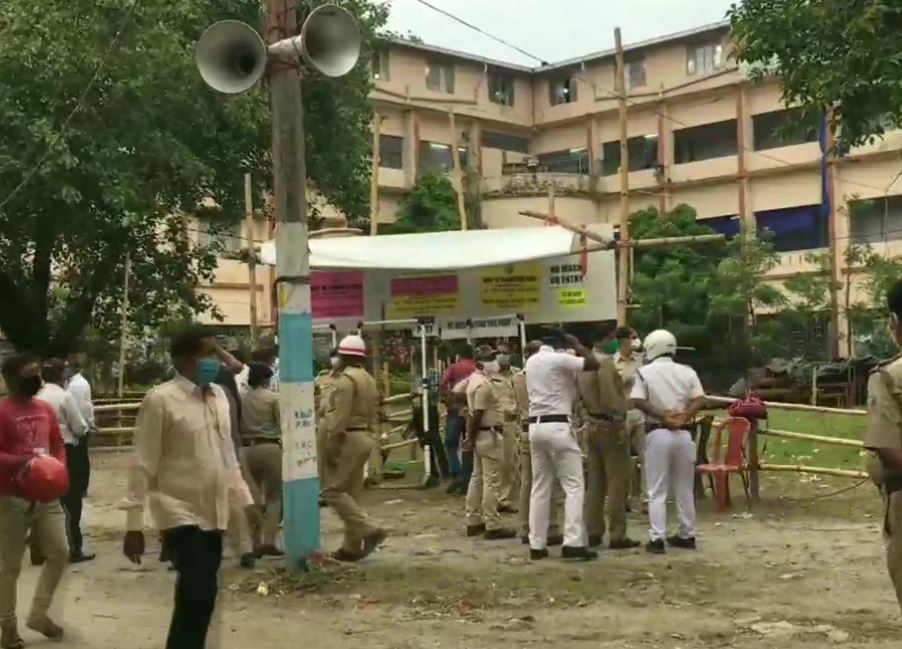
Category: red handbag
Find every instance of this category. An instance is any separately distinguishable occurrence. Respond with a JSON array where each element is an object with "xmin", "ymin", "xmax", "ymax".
[{"xmin": 728, "ymin": 395, "xmax": 768, "ymax": 421}]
